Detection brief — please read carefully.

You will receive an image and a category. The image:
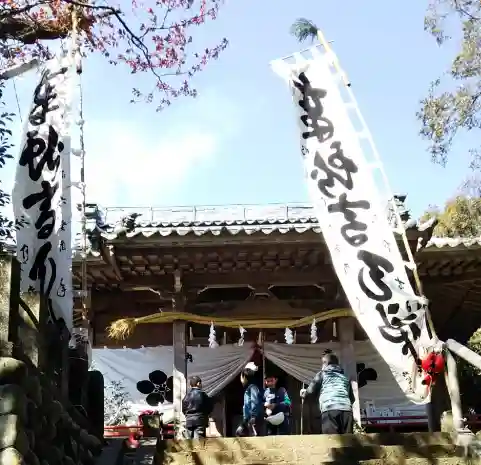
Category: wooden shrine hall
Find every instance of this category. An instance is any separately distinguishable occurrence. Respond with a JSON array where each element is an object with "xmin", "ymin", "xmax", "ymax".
[{"xmin": 72, "ymin": 199, "xmax": 481, "ymax": 436}]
